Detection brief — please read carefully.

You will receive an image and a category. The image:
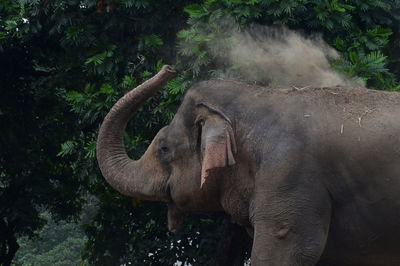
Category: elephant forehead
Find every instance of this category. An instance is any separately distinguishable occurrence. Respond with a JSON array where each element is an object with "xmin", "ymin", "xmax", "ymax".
[
  {"xmin": 157, "ymin": 126, "xmax": 169, "ymax": 136},
  {"xmin": 156, "ymin": 127, "xmax": 170, "ymax": 143}
]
